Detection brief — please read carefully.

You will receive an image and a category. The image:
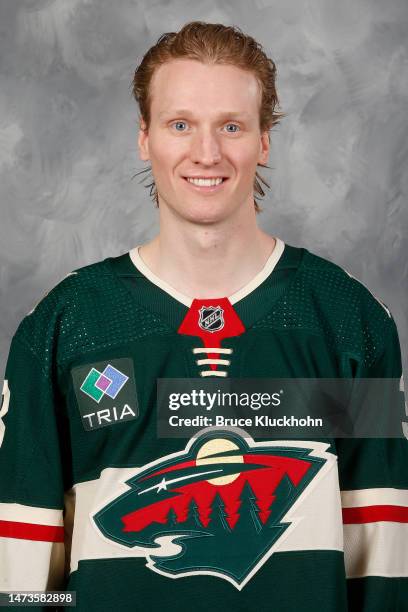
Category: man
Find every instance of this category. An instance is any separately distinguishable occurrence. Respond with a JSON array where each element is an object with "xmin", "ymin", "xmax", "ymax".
[{"xmin": 0, "ymin": 21, "xmax": 407, "ymax": 612}]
